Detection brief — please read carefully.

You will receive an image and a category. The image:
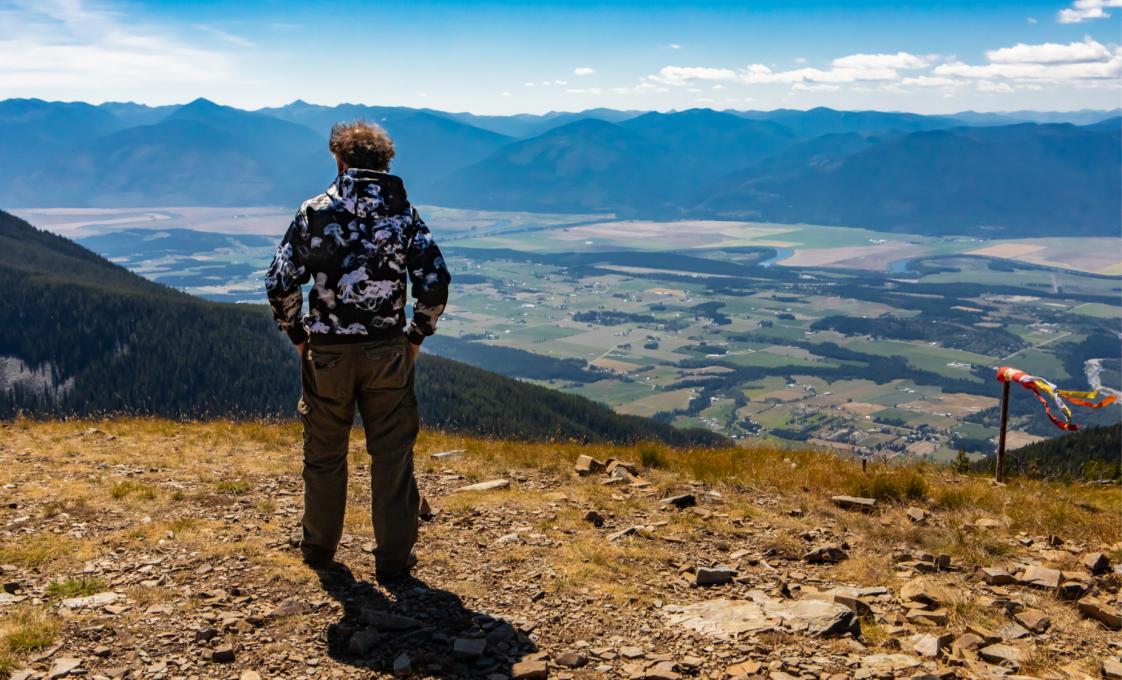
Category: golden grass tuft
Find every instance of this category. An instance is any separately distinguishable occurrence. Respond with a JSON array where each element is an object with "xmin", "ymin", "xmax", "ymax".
[
  {"xmin": 846, "ymin": 471, "xmax": 929, "ymax": 504},
  {"xmin": 1, "ymin": 607, "xmax": 60, "ymax": 656},
  {"xmin": 109, "ymin": 479, "xmax": 157, "ymax": 501},
  {"xmin": 0, "ymin": 534, "xmax": 78, "ymax": 568},
  {"xmin": 214, "ymin": 479, "xmax": 252, "ymax": 495}
]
